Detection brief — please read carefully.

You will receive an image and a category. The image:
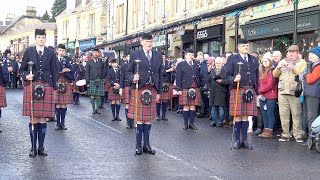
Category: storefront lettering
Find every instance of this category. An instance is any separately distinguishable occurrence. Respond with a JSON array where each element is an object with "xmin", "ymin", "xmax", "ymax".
[
  {"xmin": 248, "ymin": 27, "xmax": 273, "ymax": 37},
  {"xmin": 197, "ymin": 30, "xmax": 208, "ymax": 39},
  {"xmin": 297, "ymin": 22, "xmax": 311, "ymax": 28}
]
